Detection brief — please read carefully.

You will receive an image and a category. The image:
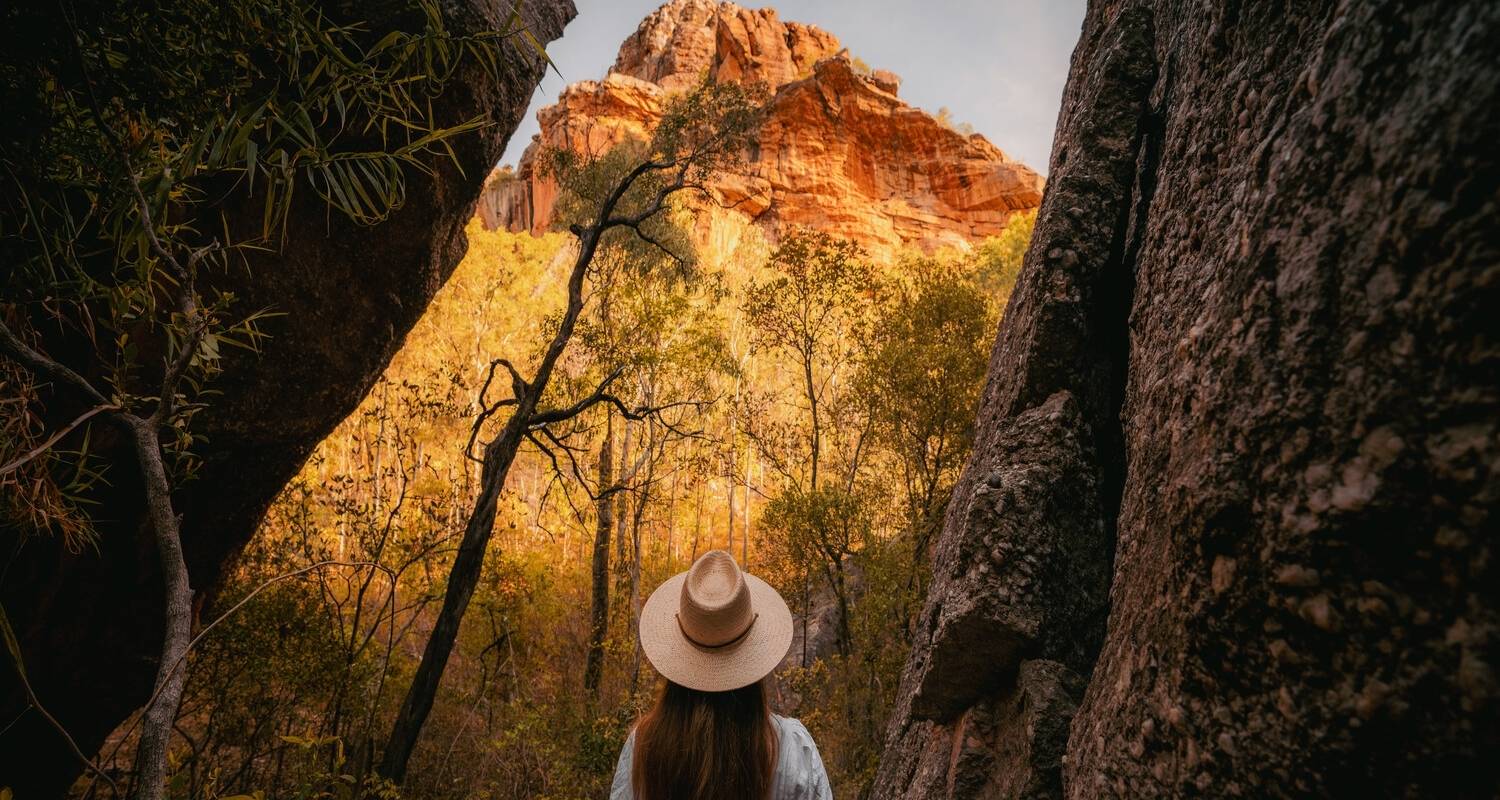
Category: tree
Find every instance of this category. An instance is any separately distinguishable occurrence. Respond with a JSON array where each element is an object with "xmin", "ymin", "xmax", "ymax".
[
  {"xmin": 742, "ymin": 231, "xmax": 876, "ymax": 493},
  {"xmin": 575, "ymin": 256, "xmax": 731, "ymax": 699},
  {"xmin": 972, "ymin": 209, "xmax": 1036, "ymax": 305},
  {"xmin": 583, "ymin": 413, "xmax": 615, "ymax": 697},
  {"xmin": 0, "ymin": 1, "xmax": 536, "ymax": 795},
  {"xmin": 856, "ymin": 258, "xmax": 994, "ymax": 559},
  {"xmin": 760, "ymin": 484, "xmax": 869, "ymax": 656},
  {"xmin": 741, "ymin": 231, "xmax": 878, "ymax": 659},
  {"xmin": 377, "ymin": 77, "xmax": 765, "ymax": 782}
]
